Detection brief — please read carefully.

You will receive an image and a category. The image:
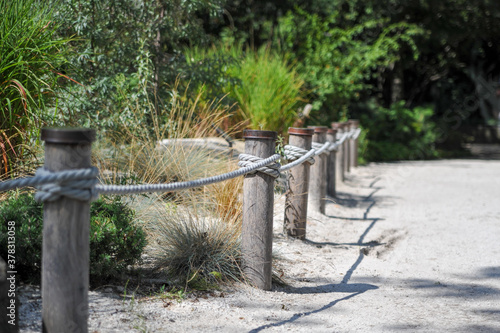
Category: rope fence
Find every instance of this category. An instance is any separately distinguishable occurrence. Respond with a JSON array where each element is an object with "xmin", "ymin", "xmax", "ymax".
[
  {"xmin": 0, "ymin": 121, "xmax": 361, "ymax": 332},
  {"xmin": 0, "ymin": 129, "xmax": 358, "ymax": 201}
]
